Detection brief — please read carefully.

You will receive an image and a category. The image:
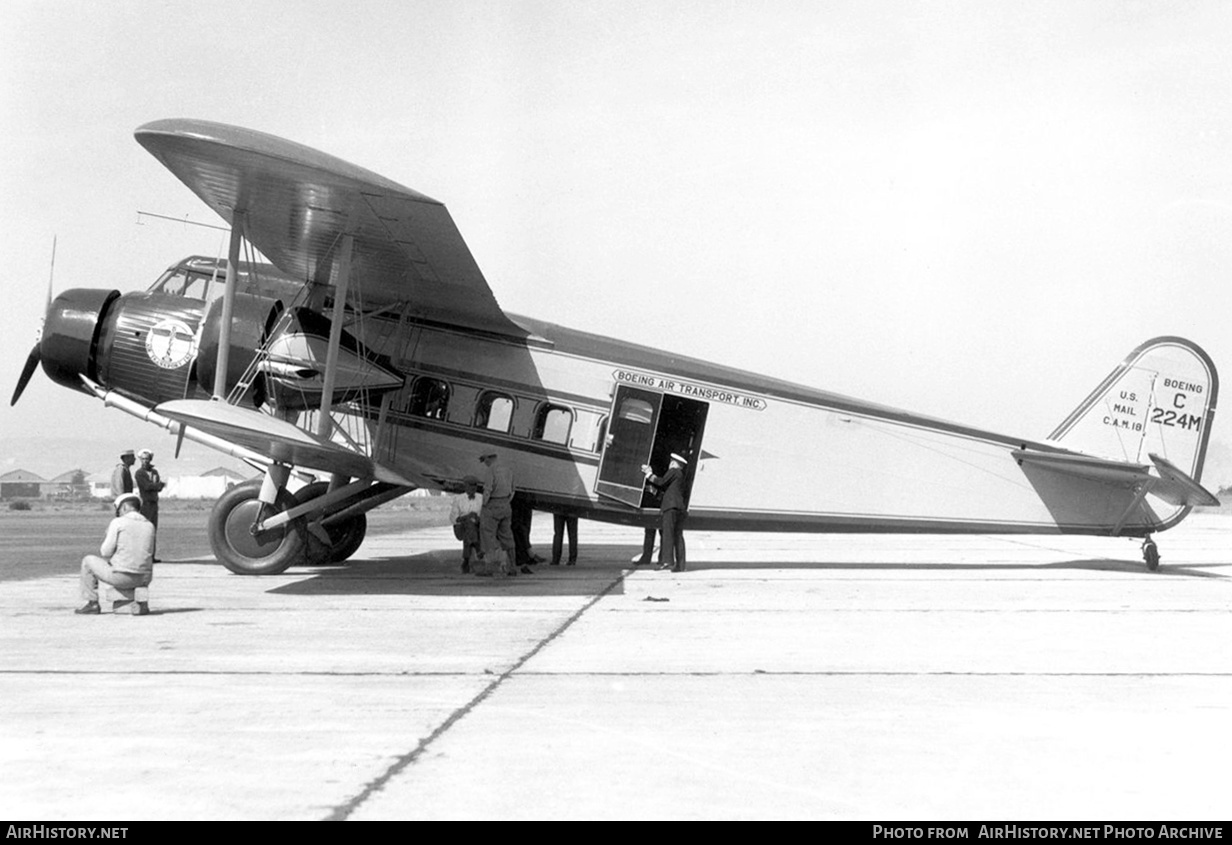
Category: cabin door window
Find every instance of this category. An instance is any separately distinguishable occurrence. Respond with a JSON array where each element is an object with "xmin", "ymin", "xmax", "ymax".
[{"xmin": 595, "ymin": 386, "xmax": 662, "ymax": 506}]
